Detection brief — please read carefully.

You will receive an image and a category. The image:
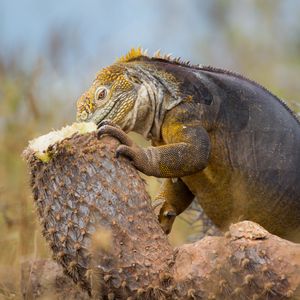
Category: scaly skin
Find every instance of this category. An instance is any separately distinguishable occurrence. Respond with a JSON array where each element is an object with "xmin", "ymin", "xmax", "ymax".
[{"xmin": 77, "ymin": 48, "xmax": 300, "ymax": 242}]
